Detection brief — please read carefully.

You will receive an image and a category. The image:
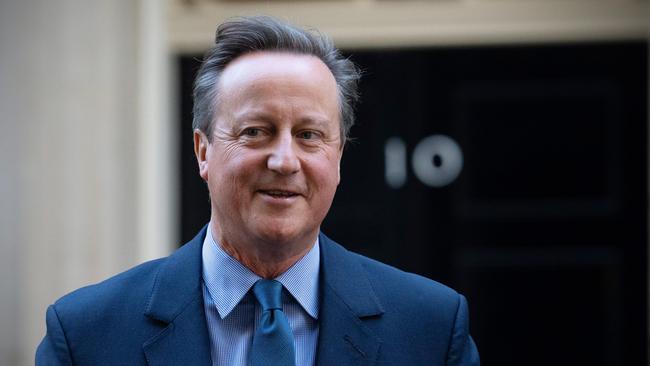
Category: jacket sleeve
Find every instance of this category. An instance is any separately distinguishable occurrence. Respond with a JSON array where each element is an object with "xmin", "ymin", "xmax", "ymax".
[
  {"xmin": 446, "ymin": 294, "xmax": 480, "ymax": 366},
  {"xmin": 35, "ymin": 305, "xmax": 74, "ymax": 366}
]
